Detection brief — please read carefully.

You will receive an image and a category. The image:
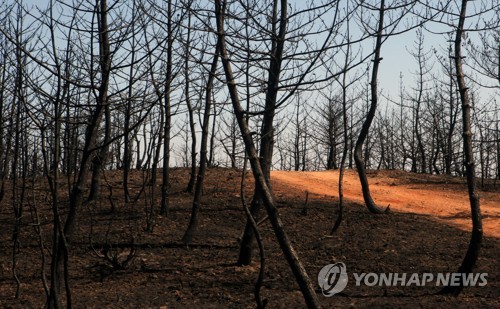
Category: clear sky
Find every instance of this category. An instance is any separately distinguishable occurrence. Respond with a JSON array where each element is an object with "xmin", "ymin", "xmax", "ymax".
[
  {"xmin": 6, "ymin": 0, "xmax": 498, "ymax": 169},
  {"xmin": 15, "ymin": 0, "xmax": 499, "ymax": 108}
]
